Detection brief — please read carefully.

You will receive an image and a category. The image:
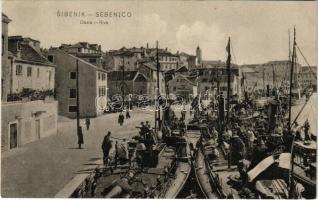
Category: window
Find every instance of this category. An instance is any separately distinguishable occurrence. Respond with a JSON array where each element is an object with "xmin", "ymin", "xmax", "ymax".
[
  {"xmin": 48, "ymin": 55, "xmax": 54, "ymax": 63},
  {"xmin": 16, "ymin": 65, "xmax": 23, "ymax": 76},
  {"xmin": 37, "ymin": 68, "xmax": 40, "ymax": 77},
  {"xmin": 102, "ymin": 73, "xmax": 106, "ymax": 81},
  {"xmin": 69, "ymin": 88, "xmax": 77, "ymax": 98},
  {"xmin": 70, "ymin": 72, "xmax": 77, "ymax": 79},
  {"xmin": 98, "ymin": 72, "xmax": 101, "ymax": 80},
  {"xmin": 173, "ymin": 86, "xmax": 176, "ymax": 91},
  {"xmin": 89, "ymin": 58, "xmax": 96, "ymax": 64},
  {"xmin": 68, "ymin": 106, "xmax": 77, "ymax": 112},
  {"xmin": 27, "ymin": 67, "xmax": 32, "ymax": 77}
]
